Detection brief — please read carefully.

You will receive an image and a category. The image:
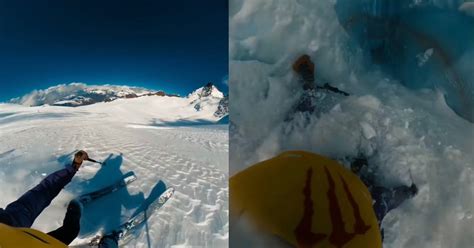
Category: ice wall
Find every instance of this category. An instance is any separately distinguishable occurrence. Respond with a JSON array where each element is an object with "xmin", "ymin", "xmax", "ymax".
[{"xmin": 335, "ymin": 0, "xmax": 474, "ymax": 122}]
